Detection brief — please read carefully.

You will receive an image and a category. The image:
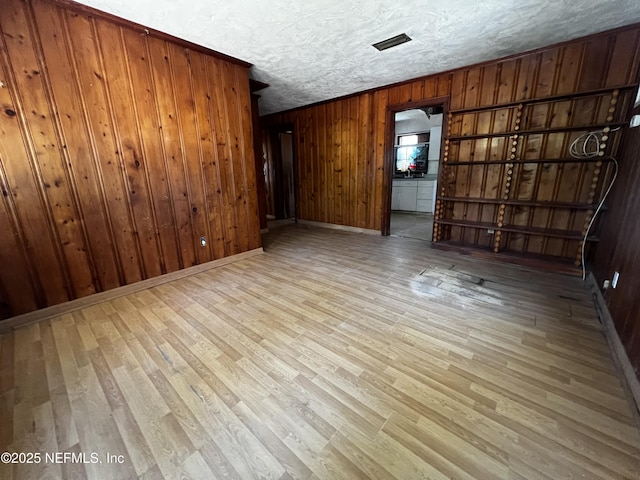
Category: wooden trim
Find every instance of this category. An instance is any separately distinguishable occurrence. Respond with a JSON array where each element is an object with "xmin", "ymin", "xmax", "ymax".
[
  {"xmin": 587, "ymin": 273, "xmax": 640, "ymax": 420},
  {"xmin": 263, "ymin": 23, "xmax": 640, "ymax": 118},
  {"xmin": 296, "ymin": 219, "xmax": 380, "ymax": 235},
  {"xmin": 249, "ymin": 78, "xmax": 269, "ymax": 93},
  {"xmin": 41, "ymin": 0, "xmax": 252, "ymax": 68},
  {"xmin": 0, "ymin": 247, "xmax": 264, "ymax": 333}
]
